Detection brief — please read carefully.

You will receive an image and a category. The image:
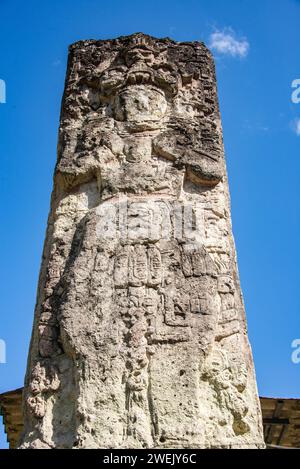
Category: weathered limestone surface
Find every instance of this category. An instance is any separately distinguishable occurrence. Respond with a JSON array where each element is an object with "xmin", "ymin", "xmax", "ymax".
[{"xmin": 20, "ymin": 33, "xmax": 264, "ymax": 448}]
